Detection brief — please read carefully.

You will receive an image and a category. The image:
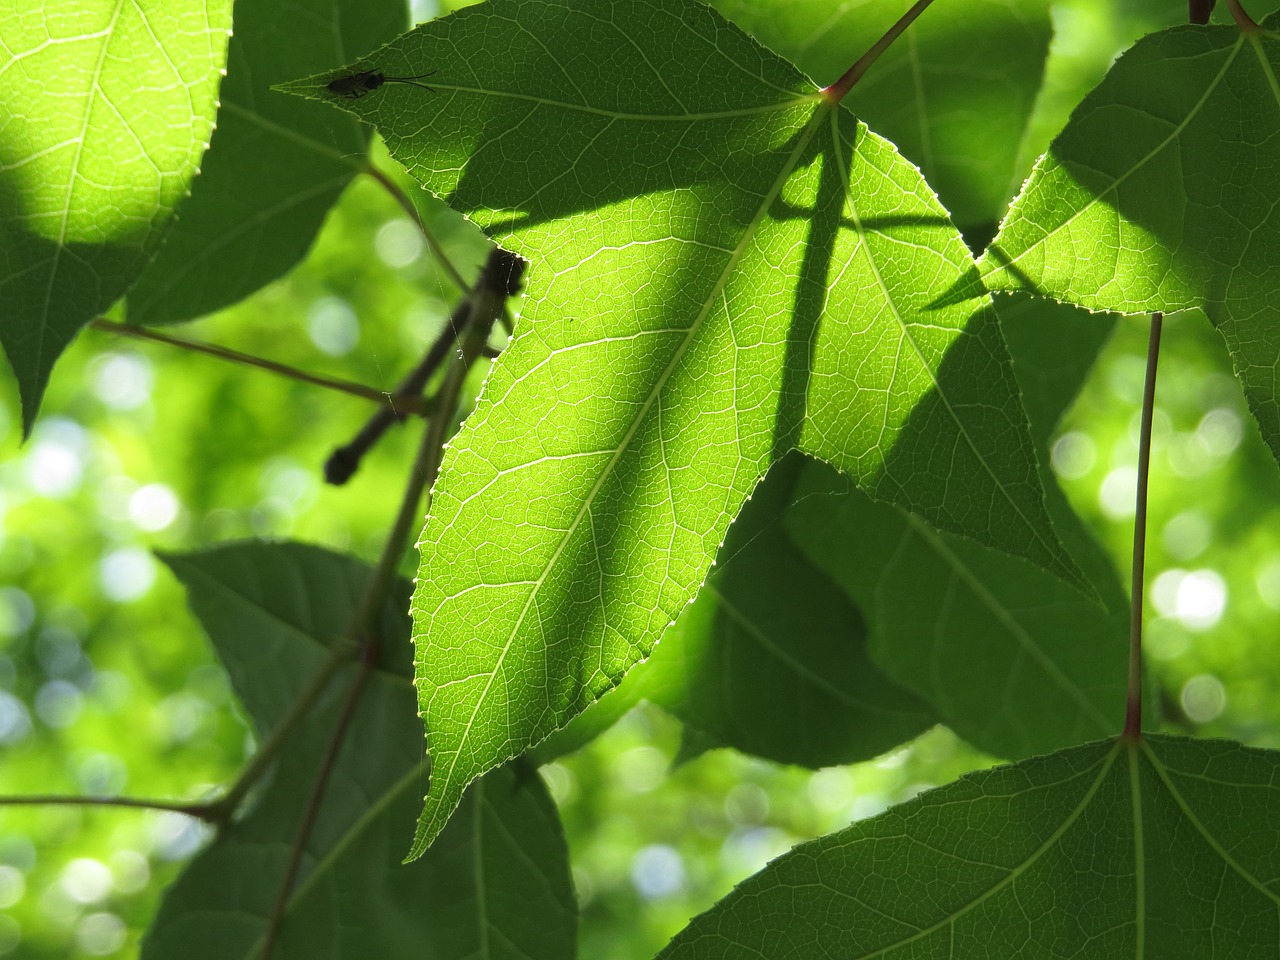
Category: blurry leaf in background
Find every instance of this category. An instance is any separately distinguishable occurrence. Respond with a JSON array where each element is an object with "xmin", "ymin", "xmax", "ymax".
[
  {"xmin": 149, "ymin": 542, "xmax": 576, "ymax": 959},
  {"xmin": 0, "ymin": 0, "xmax": 232, "ymax": 430},
  {"xmin": 282, "ymin": 0, "xmax": 1084, "ymax": 856},
  {"xmin": 713, "ymin": 0, "xmax": 1053, "ymax": 233},
  {"xmin": 125, "ymin": 0, "xmax": 410, "ymax": 325},
  {"xmin": 660, "ymin": 736, "xmax": 1280, "ymax": 958},
  {"xmin": 981, "ymin": 17, "xmax": 1280, "ymax": 469}
]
